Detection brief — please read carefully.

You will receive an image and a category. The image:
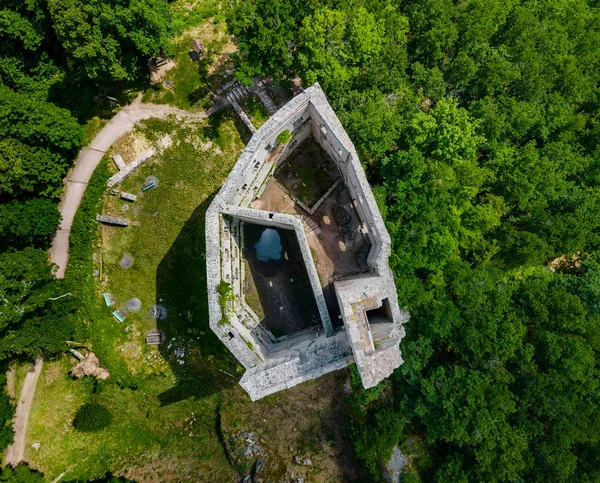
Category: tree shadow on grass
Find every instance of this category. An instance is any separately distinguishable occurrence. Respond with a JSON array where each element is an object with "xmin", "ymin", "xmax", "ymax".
[
  {"xmin": 155, "ymin": 193, "xmax": 238, "ymax": 407},
  {"xmin": 203, "ymin": 106, "xmax": 253, "ymax": 146},
  {"xmin": 187, "ymin": 55, "xmax": 213, "ymax": 106}
]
